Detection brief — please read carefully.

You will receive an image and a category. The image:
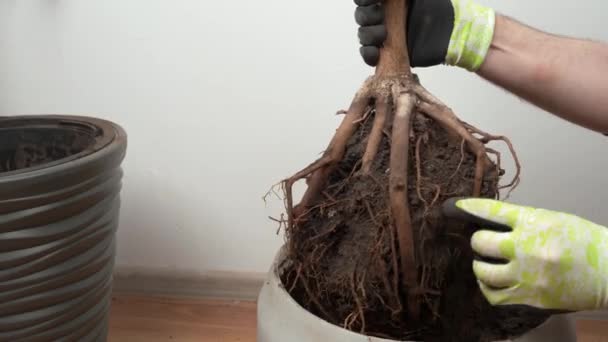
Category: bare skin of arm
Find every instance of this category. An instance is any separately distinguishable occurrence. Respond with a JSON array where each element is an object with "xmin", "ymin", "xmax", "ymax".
[{"xmin": 478, "ymin": 15, "xmax": 608, "ymax": 134}]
